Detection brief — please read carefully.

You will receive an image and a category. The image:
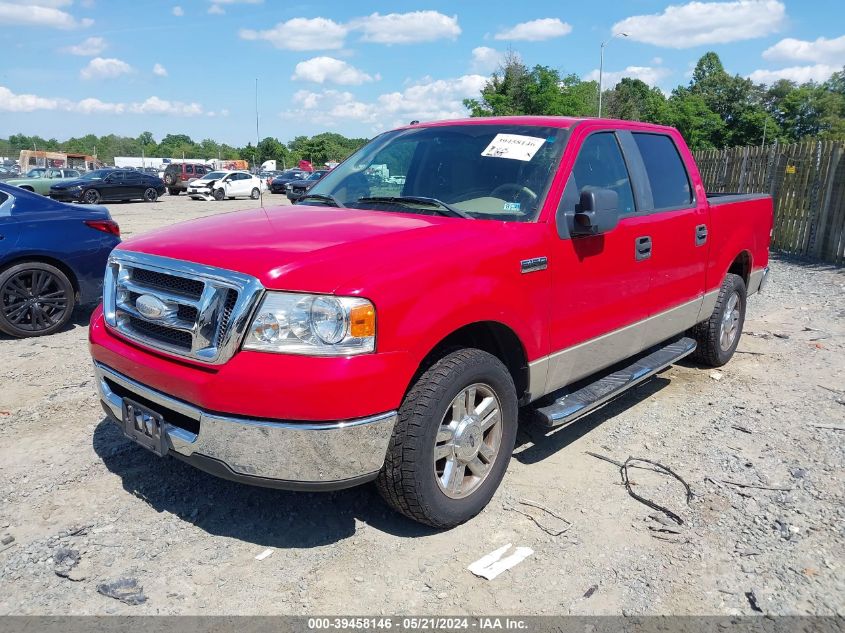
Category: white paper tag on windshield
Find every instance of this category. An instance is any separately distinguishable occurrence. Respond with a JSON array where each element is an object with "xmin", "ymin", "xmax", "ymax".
[{"xmin": 481, "ymin": 133, "xmax": 546, "ymax": 161}]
